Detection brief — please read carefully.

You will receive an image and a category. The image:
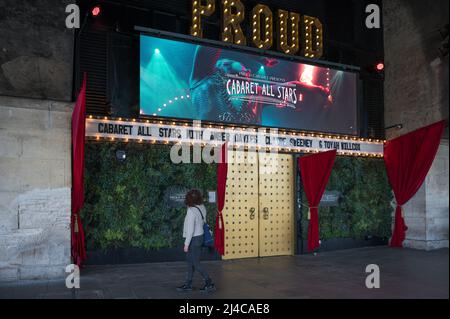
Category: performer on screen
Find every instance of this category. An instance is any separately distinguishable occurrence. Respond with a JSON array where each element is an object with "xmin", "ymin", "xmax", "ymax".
[
  {"xmin": 189, "ymin": 46, "xmax": 261, "ymax": 125},
  {"xmin": 188, "ymin": 45, "xmax": 332, "ymax": 127}
]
